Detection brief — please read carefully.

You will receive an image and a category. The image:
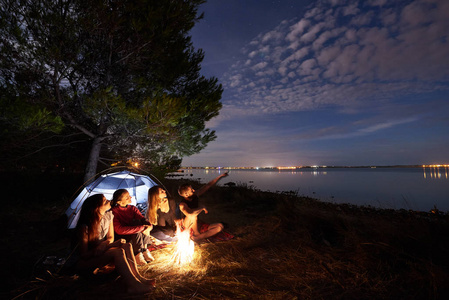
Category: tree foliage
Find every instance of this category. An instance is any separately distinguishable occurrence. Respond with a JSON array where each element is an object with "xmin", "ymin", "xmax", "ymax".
[{"xmin": 0, "ymin": 0, "xmax": 222, "ymax": 179}]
